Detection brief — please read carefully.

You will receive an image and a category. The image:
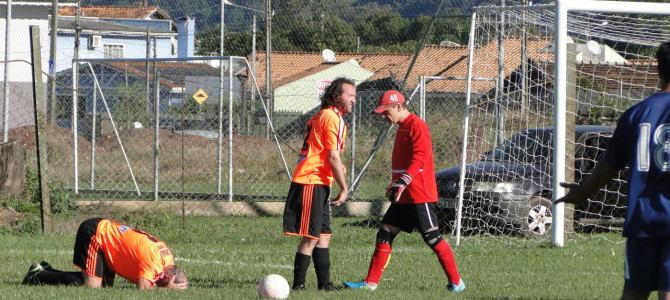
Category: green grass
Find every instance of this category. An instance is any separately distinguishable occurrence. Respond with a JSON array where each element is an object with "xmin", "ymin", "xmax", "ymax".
[{"xmin": 0, "ymin": 215, "xmax": 628, "ymax": 299}]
